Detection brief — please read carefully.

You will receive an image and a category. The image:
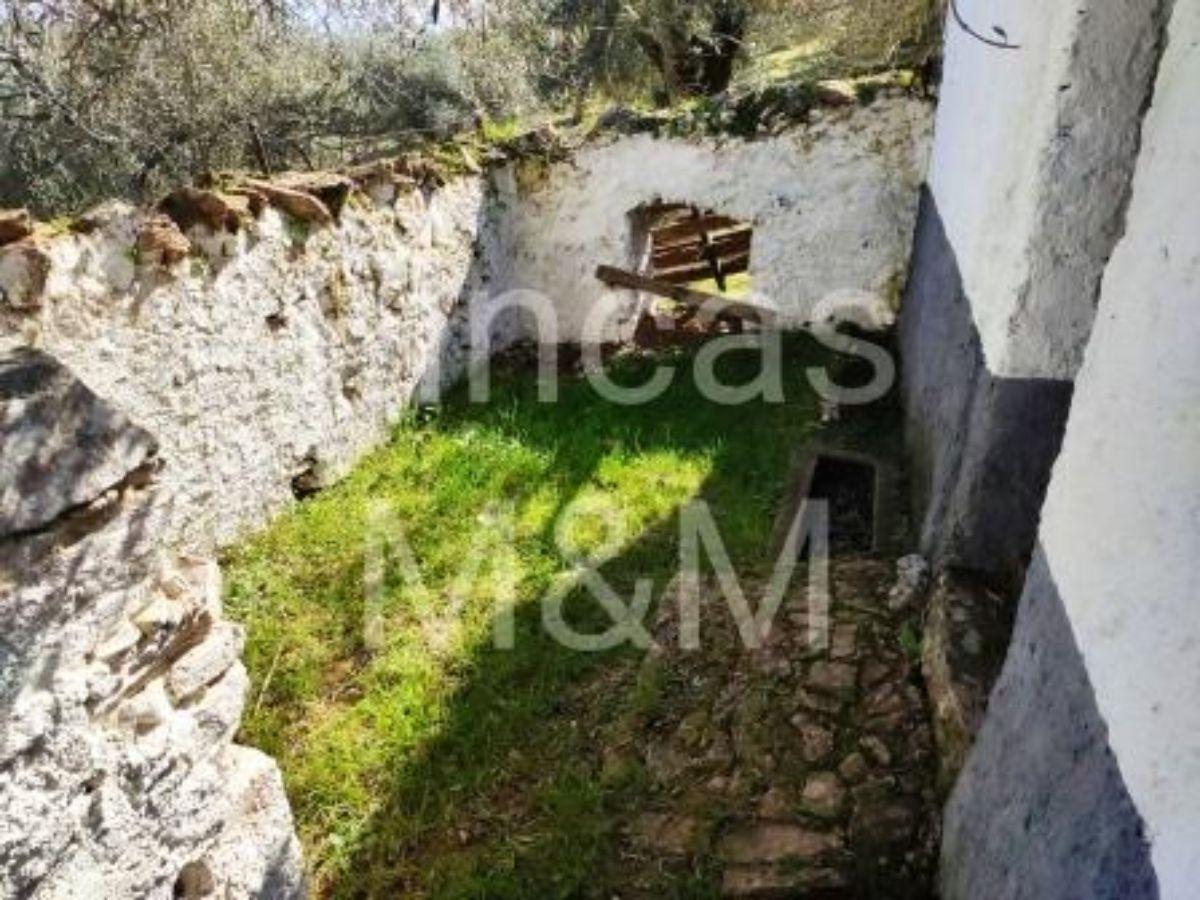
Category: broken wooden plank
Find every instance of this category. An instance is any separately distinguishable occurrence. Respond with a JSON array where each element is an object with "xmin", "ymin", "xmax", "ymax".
[
  {"xmin": 595, "ymin": 265, "xmax": 774, "ymax": 325},
  {"xmin": 651, "ymin": 215, "xmax": 745, "ymax": 246},
  {"xmin": 651, "ymin": 229, "xmax": 752, "ymax": 269},
  {"xmin": 654, "ymin": 250, "xmax": 751, "ymax": 285}
]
